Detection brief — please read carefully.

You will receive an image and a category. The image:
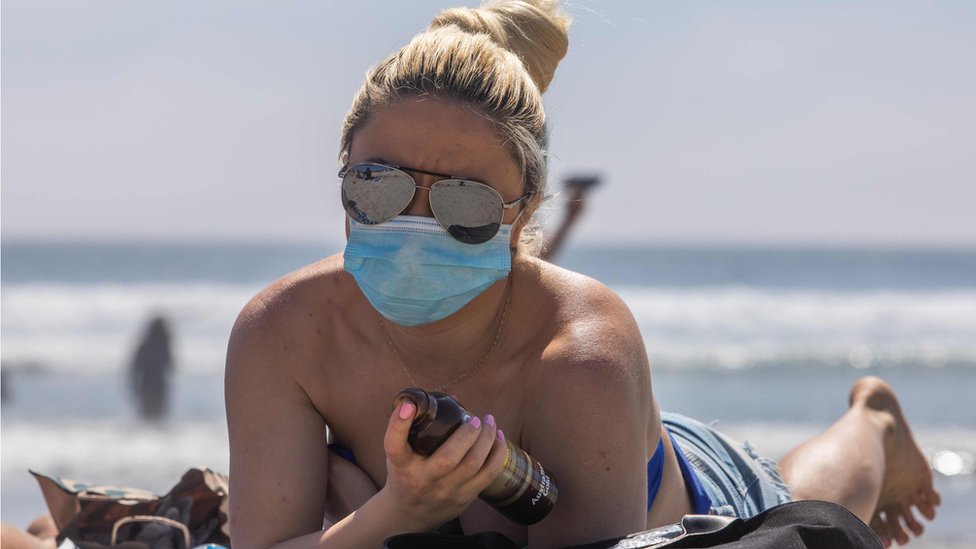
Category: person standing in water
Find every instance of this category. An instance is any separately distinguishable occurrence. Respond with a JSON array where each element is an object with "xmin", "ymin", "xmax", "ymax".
[{"xmin": 130, "ymin": 314, "xmax": 174, "ymax": 420}]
